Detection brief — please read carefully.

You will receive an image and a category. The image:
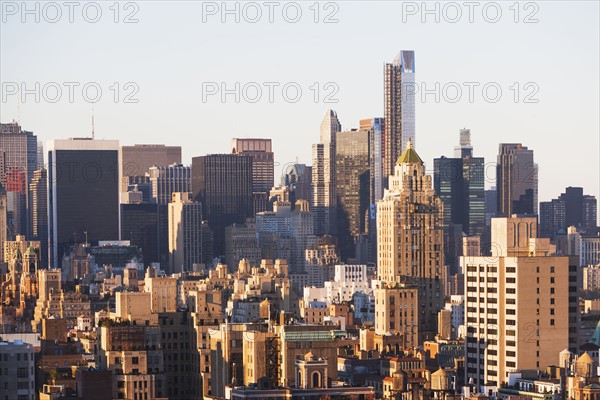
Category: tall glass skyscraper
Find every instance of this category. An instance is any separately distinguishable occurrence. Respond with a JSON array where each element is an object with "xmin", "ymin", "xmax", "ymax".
[
  {"xmin": 335, "ymin": 128, "xmax": 370, "ymax": 260},
  {"xmin": 384, "ymin": 51, "xmax": 415, "ymax": 181},
  {"xmin": 434, "ymin": 129, "xmax": 485, "ymax": 237}
]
